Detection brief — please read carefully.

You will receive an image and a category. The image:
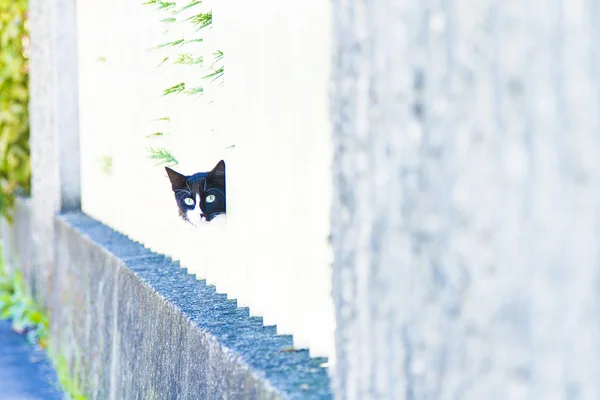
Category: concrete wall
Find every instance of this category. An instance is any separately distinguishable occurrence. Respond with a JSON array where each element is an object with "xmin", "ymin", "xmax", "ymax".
[
  {"xmin": 1, "ymin": 198, "xmax": 32, "ymax": 279},
  {"xmin": 330, "ymin": 1, "xmax": 600, "ymax": 399},
  {"xmin": 3, "ymin": 203, "xmax": 332, "ymax": 399},
  {"xmin": 28, "ymin": 0, "xmax": 81, "ymax": 305}
]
